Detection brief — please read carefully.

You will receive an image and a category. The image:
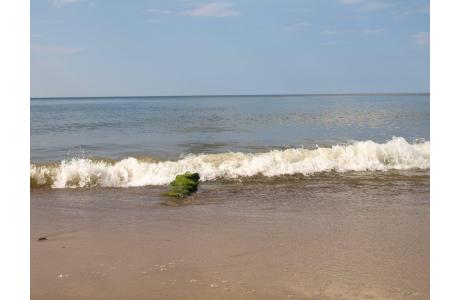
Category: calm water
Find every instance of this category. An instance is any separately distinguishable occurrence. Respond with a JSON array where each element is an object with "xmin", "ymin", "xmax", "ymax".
[{"xmin": 31, "ymin": 94, "xmax": 429, "ymax": 162}]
